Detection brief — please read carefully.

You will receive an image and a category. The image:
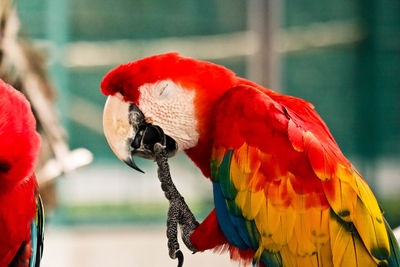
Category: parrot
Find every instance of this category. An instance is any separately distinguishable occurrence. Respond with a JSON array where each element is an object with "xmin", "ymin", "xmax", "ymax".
[
  {"xmin": 101, "ymin": 52, "xmax": 400, "ymax": 267},
  {"xmin": 0, "ymin": 79, "xmax": 44, "ymax": 267}
]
